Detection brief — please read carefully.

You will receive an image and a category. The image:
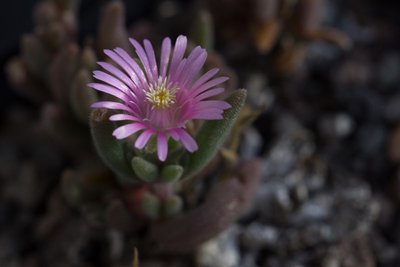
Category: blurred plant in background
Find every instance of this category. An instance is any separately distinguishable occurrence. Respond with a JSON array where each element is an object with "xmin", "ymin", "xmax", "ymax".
[
  {"xmin": 204, "ymin": 0, "xmax": 351, "ymax": 75},
  {"xmin": 4, "ymin": 0, "xmax": 262, "ymax": 263}
]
